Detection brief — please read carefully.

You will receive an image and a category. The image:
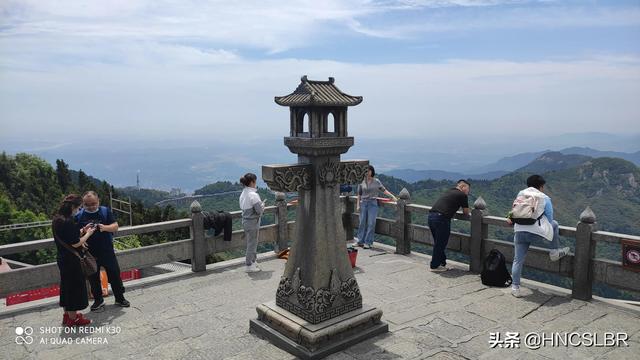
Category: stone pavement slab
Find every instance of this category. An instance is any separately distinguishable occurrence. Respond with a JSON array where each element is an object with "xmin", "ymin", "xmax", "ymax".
[{"xmin": 1, "ymin": 245, "xmax": 638, "ymax": 359}]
